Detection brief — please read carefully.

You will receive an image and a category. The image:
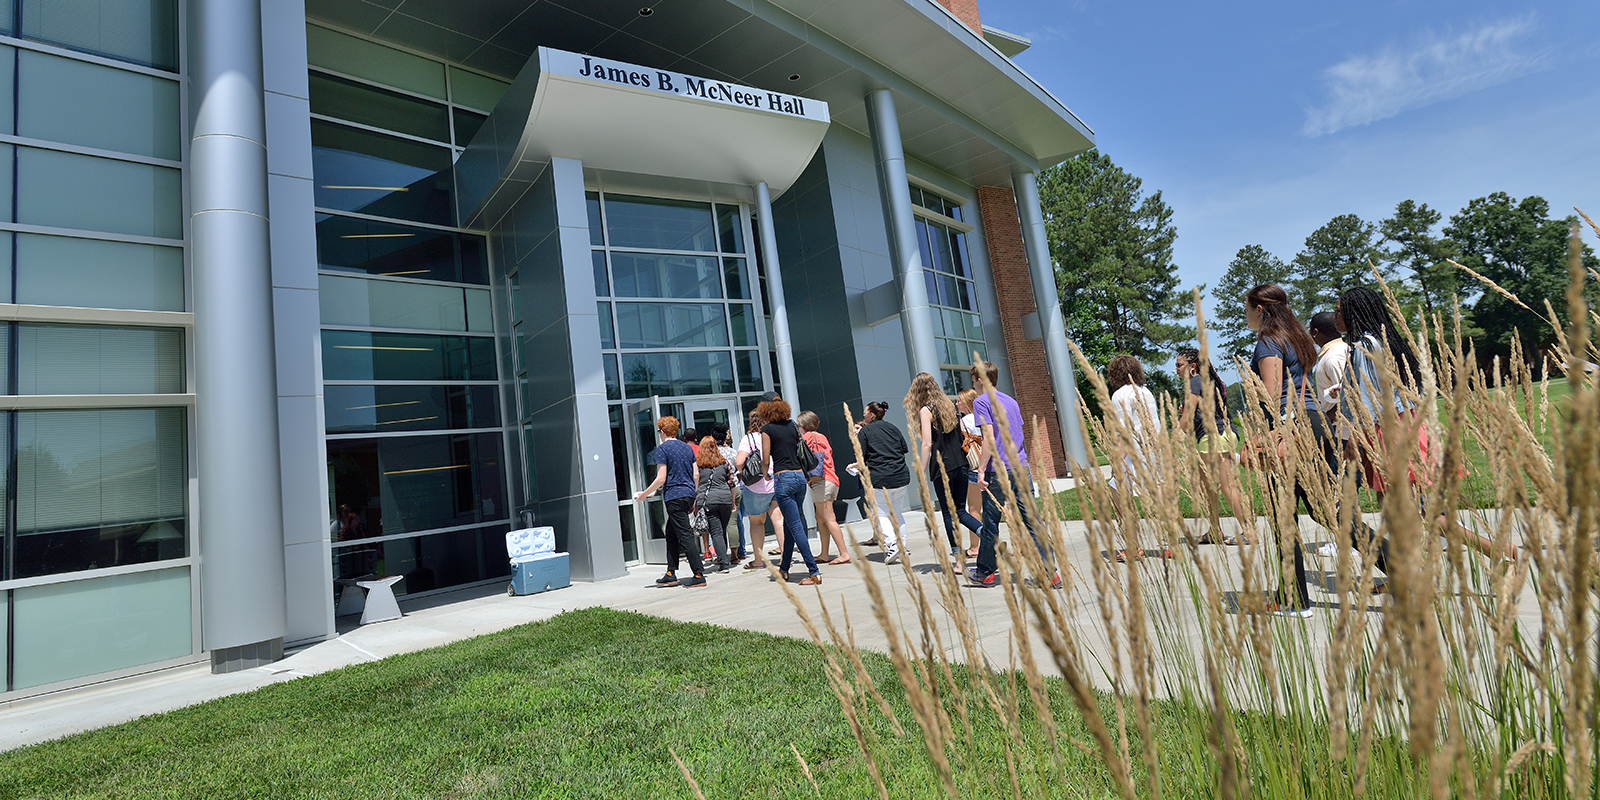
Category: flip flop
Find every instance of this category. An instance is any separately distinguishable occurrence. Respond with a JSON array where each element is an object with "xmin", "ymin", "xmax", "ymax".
[
  {"xmin": 767, "ymin": 548, "xmax": 781, "ymax": 556},
  {"xmin": 828, "ymin": 556, "xmax": 851, "ymax": 565}
]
